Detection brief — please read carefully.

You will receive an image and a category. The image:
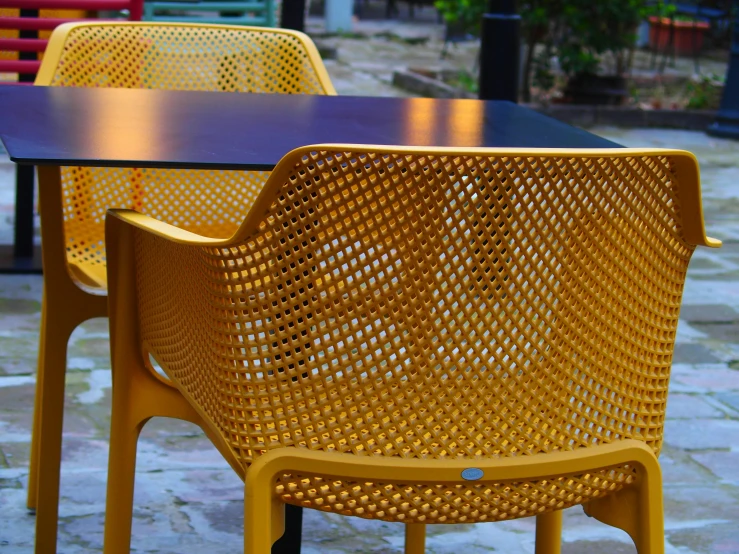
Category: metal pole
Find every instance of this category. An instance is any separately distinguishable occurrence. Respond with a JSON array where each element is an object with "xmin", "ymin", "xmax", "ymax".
[
  {"xmin": 271, "ymin": 504, "xmax": 303, "ymax": 554},
  {"xmin": 14, "ymin": 8, "xmax": 38, "ymax": 260},
  {"xmin": 478, "ymin": 0, "xmax": 521, "ymax": 102},
  {"xmin": 280, "ymin": 0, "xmax": 307, "ymax": 32},
  {"xmin": 273, "ymin": 1, "xmax": 306, "ymax": 542},
  {"xmin": 707, "ymin": 0, "xmax": 739, "ymax": 139}
]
